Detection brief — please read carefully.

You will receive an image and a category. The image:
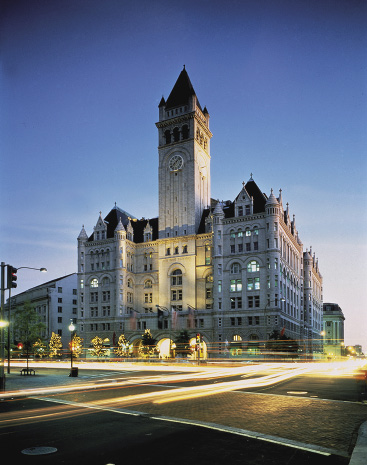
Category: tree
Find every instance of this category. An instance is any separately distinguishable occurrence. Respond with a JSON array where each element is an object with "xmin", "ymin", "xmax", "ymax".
[
  {"xmin": 266, "ymin": 330, "xmax": 299, "ymax": 356},
  {"xmin": 33, "ymin": 338, "xmax": 47, "ymax": 358},
  {"xmin": 140, "ymin": 329, "xmax": 157, "ymax": 357},
  {"xmin": 71, "ymin": 334, "xmax": 83, "ymax": 358},
  {"xmin": 174, "ymin": 330, "xmax": 191, "ymax": 357},
  {"xmin": 13, "ymin": 301, "xmax": 46, "ymax": 368},
  {"xmin": 114, "ymin": 334, "xmax": 130, "ymax": 357},
  {"xmin": 91, "ymin": 336, "xmax": 107, "ymax": 357},
  {"xmin": 49, "ymin": 332, "xmax": 63, "ymax": 358}
]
